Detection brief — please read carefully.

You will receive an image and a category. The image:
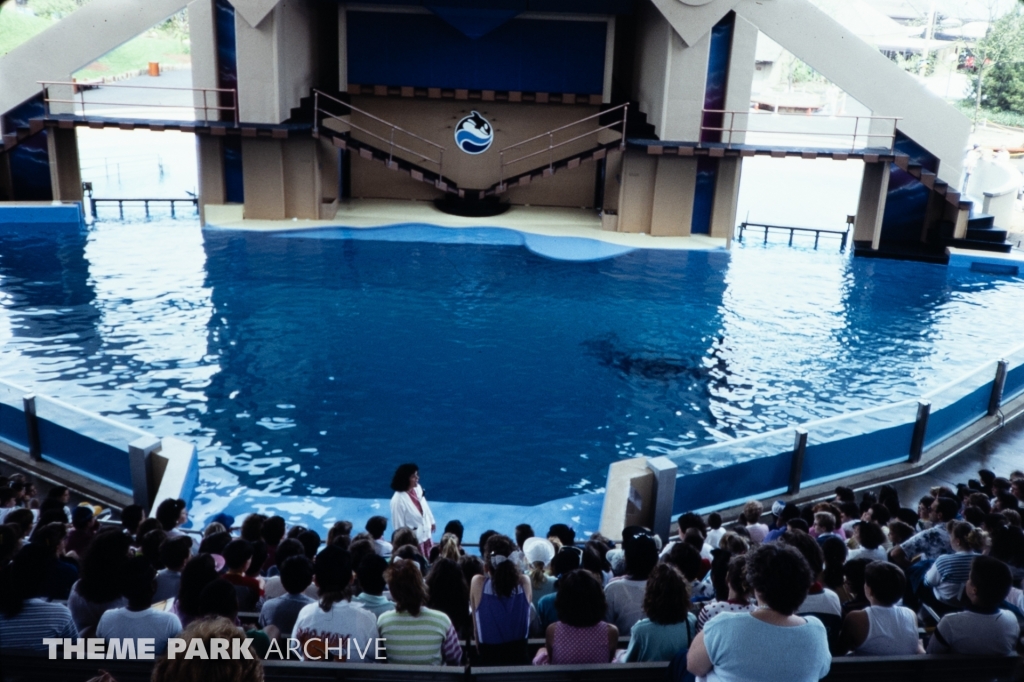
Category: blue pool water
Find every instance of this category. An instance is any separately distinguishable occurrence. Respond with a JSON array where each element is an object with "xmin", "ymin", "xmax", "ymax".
[{"xmin": 3, "ymin": 217, "xmax": 1024, "ymax": 523}]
